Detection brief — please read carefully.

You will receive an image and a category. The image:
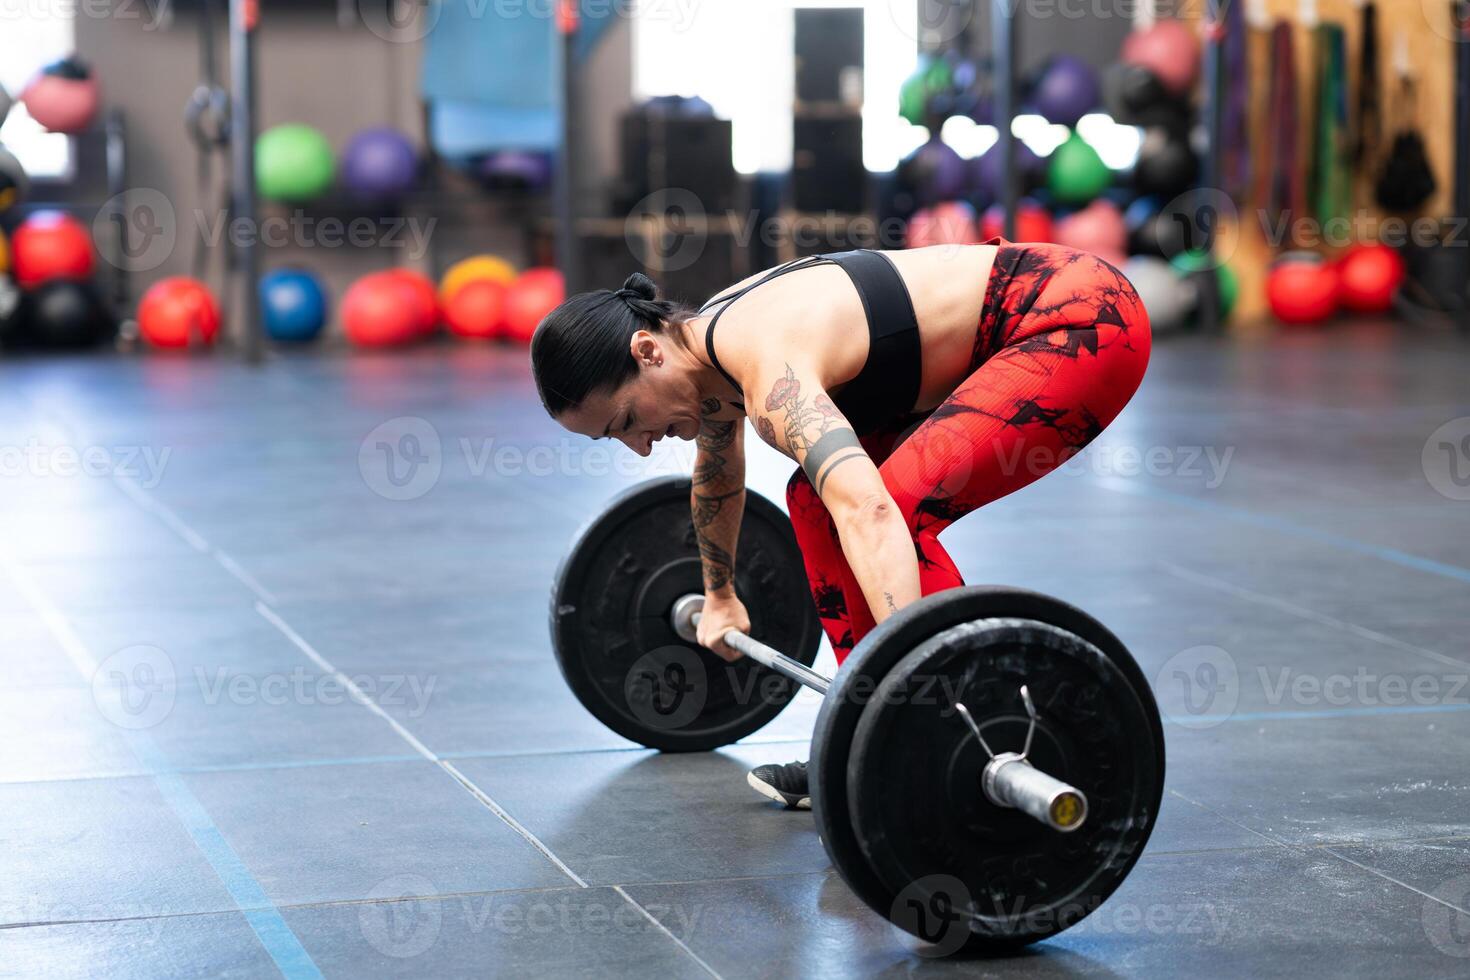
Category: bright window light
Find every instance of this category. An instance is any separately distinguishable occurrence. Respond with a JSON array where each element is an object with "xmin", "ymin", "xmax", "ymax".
[
  {"xmin": 0, "ymin": 6, "xmax": 76, "ymax": 179},
  {"xmin": 632, "ymin": 3, "xmax": 1142, "ymax": 177},
  {"xmin": 1076, "ymin": 112, "xmax": 1144, "ymax": 169},
  {"xmin": 938, "ymin": 116, "xmax": 995, "ymax": 160},
  {"xmin": 633, "ymin": 0, "xmax": 921, "ymax": 175}
]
